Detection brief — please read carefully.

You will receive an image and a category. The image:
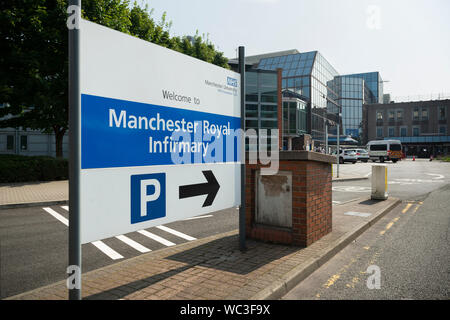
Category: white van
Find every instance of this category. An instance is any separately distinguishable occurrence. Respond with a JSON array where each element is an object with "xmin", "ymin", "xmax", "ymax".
[{"xmin": 367, "ymin": 140, "xmax": 402, "ymax": 163}]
